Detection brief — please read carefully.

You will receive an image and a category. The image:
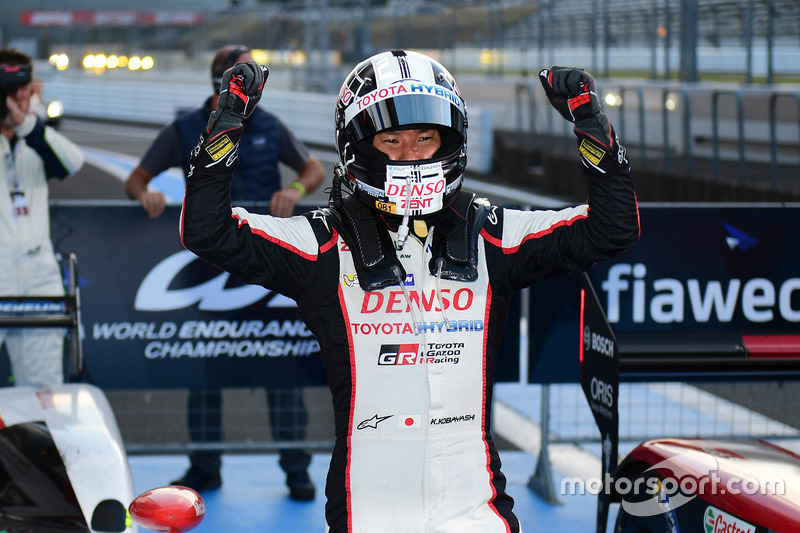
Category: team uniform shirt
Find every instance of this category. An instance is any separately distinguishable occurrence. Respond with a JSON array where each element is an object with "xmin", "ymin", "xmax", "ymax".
[
  {"xmin": 0, "ymin": 114, "xmax": 84, "ymax": 387},
  {"xmin": 181, "ymin": 138, "xmax": 639, "ymax": 531}
]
